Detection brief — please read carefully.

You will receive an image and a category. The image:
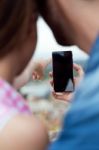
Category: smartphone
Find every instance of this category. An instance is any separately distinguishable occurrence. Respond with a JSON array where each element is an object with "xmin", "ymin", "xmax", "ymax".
[{"xmin": 52, "ymin": 51, "xmax": 74, "ymax": 92}]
